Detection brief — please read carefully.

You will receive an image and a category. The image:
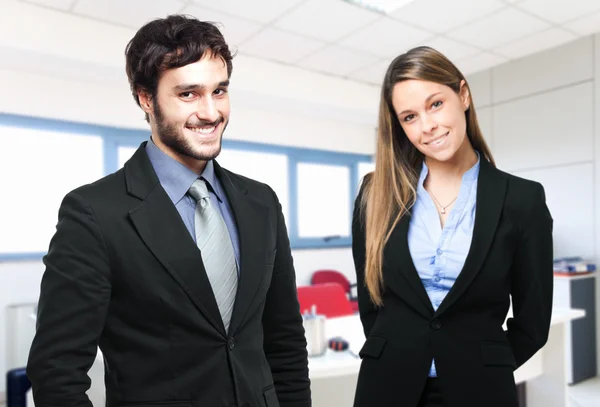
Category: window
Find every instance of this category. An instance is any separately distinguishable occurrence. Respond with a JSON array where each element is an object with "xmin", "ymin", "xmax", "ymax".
[
  {"xmin": 218, "ymin": 147, "xmax": 290, "ymax": 222},
  {"xmin": 297, "ymin": 163, "xmax": 350, "ymax": 239},
  {"xmin": 0, "ymin": 113, "xmax": 374, "ymax": 260},
  {"xmin": 118, "ymin": 146, "xmax": 138, "ymax": 168},
  {"xmin": 358, "ymin": 161, "xmax": 375, "ymax": 184},
  {"xmin": 0, "ymin": 123, "xmax": 103, "ymax": 256}
]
